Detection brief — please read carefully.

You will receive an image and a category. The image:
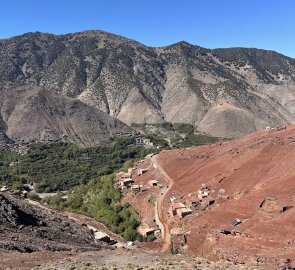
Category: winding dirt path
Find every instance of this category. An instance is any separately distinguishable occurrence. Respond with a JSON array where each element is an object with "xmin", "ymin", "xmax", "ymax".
[{"xmin": 151, "ymin": 155, "xmax": 173, "ymax": 253}]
